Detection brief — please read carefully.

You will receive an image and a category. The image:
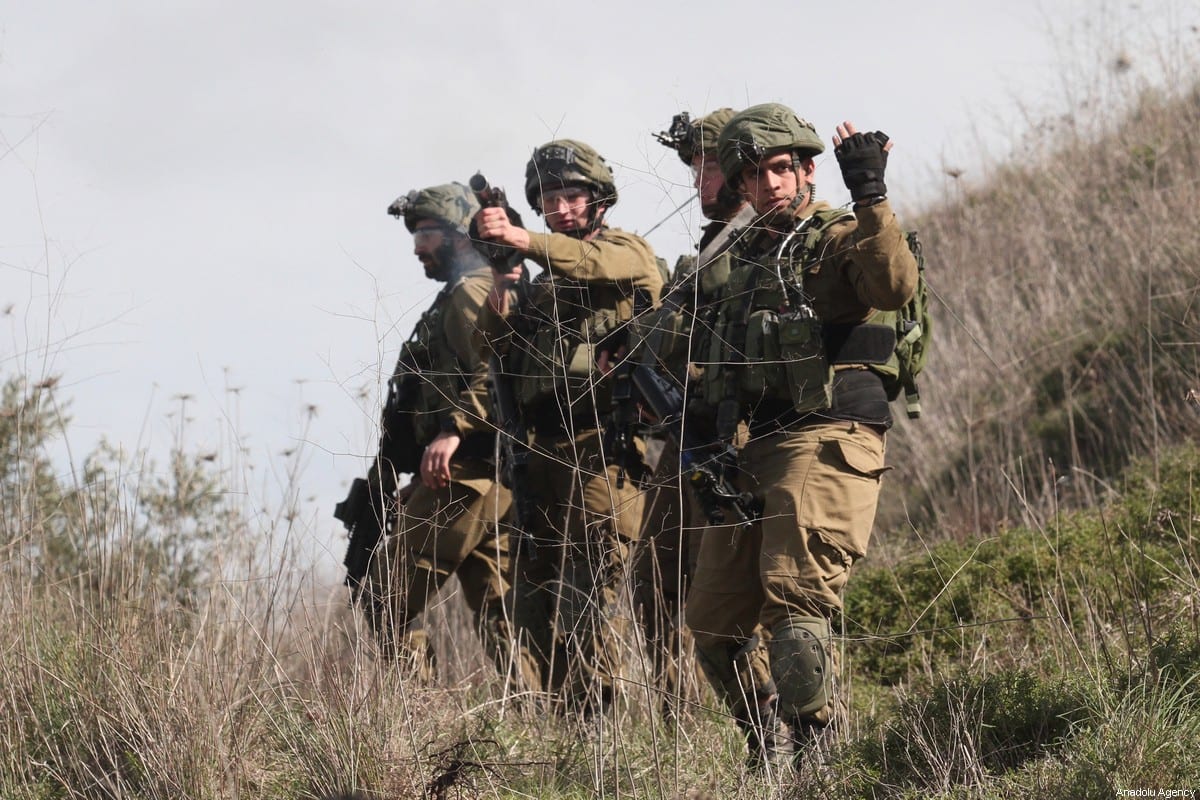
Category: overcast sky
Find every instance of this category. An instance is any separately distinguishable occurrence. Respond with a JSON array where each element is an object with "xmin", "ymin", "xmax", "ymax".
[{"xmin": 2, "ymin": 0, "xmax": 1194, "ymax": 570}]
